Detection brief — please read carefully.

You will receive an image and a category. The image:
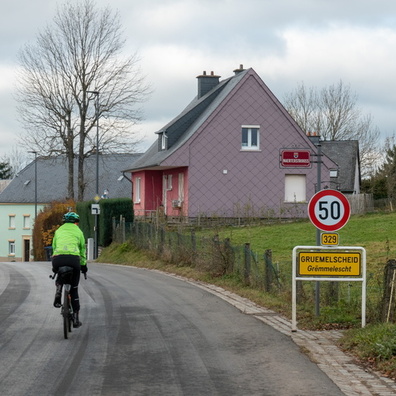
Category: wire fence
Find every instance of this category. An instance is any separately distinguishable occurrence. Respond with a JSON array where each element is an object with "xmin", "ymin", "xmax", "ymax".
[{"xmin": 112, "ymin": 218, "xmax": 391, "ymax": 325}]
